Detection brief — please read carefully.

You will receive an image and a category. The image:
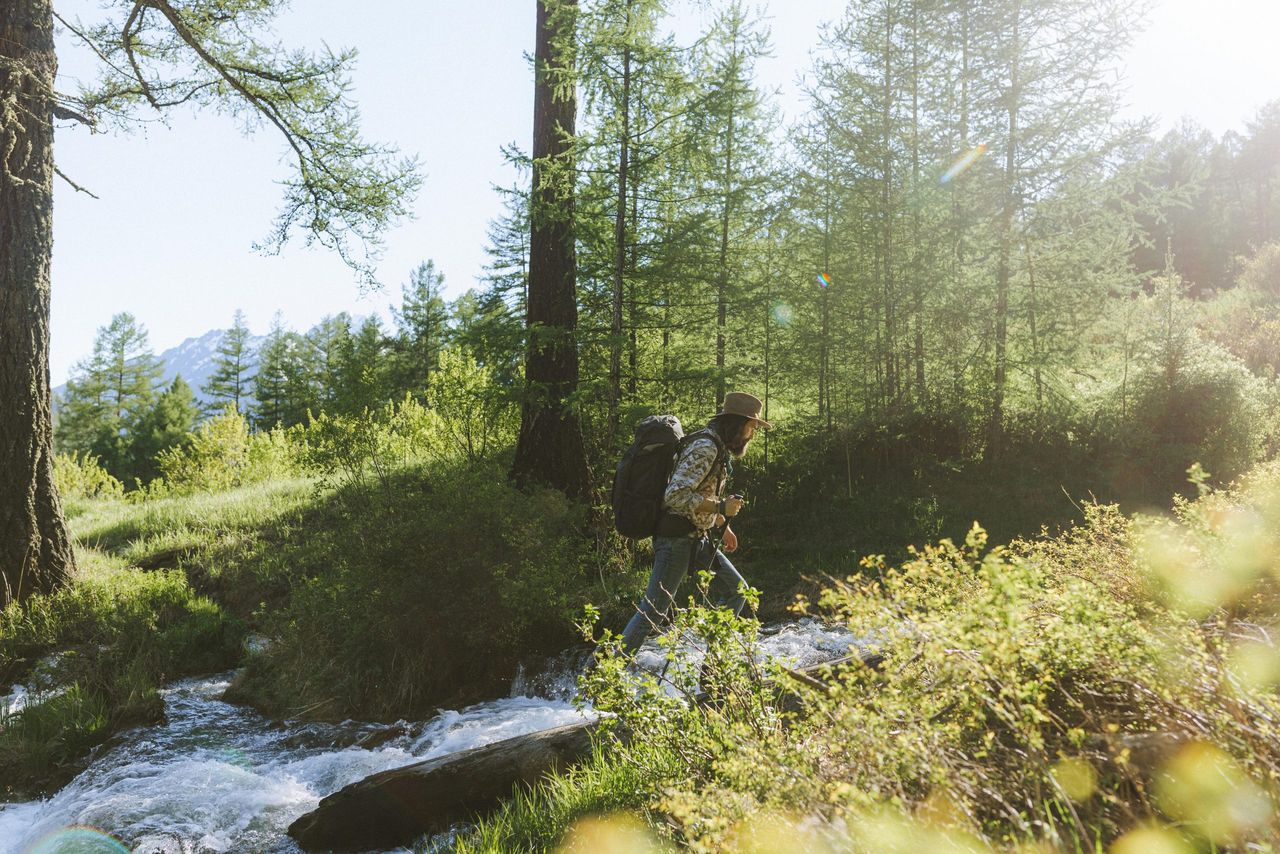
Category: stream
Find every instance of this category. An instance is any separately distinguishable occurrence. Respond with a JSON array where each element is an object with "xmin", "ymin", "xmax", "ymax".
[{"xmin": 0, "ymin": 619, "xmax": 860, "ymax": 854}]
